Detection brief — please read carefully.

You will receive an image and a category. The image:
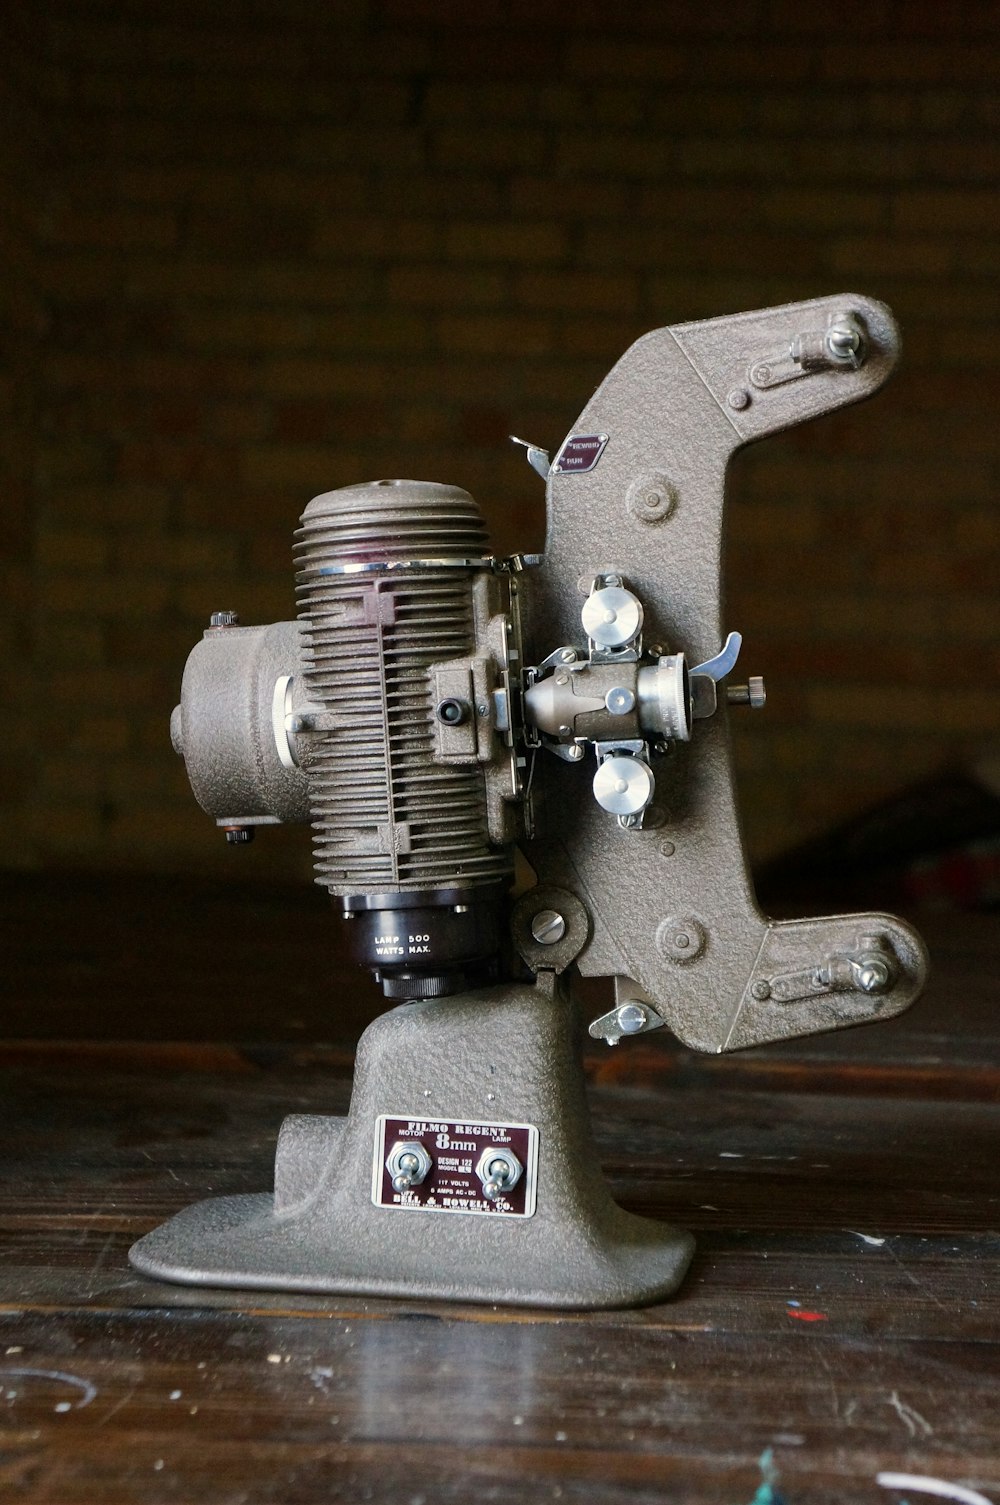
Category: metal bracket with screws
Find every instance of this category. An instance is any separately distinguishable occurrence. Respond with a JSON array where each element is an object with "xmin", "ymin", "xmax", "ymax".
[
  {"xmin": 748, "ymin": 308, "xmax": 869, "ymax": 391},
  {"xmin": 588, "ymin": 996, "xmax": 666, "ymax": 1047},
  {"xmin": 510, "ymin": 887, "xmax": 590, "ymax": 975},
  {"xmin": 754, "ymin": 933, "xmax": 896, "ymax": 1007}
]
